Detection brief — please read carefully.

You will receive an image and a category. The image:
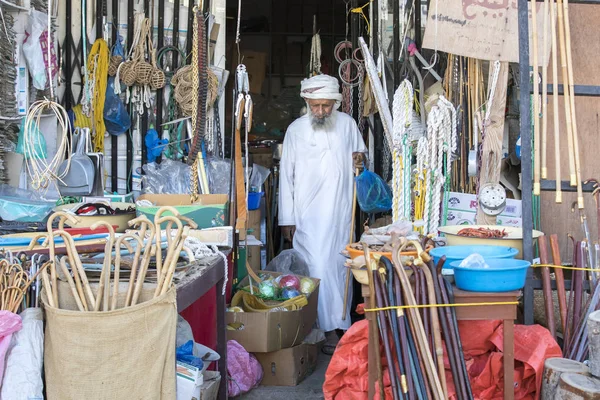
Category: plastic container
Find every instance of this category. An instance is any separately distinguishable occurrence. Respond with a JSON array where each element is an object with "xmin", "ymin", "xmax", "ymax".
[
  {"xmin": 247, "ymin": 192, "xmax": 263, "ymax": 210},
  {"xmin": 449, "ymin": 258, "xmax": 531, "ymax": 292},
  {"xmin": 429, "ymin": 245, "xmax": 519, "ymax": 269},
  {"xmin": 437, "ymin": 225, "xmax": 543, "ymax": 259}
]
